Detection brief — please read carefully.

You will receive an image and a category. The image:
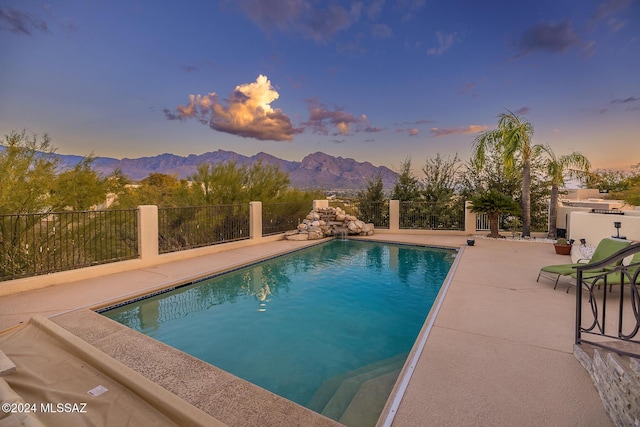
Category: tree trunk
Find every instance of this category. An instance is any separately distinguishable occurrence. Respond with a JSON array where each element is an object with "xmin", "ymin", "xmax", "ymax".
[
  {"xmin": 521, "ymin": 158, "xmax": 531, "ymax": 237},
  {"xmin": 547, "ymin": 183, "xmax": 559, "ymax": 238},
  {"xmin": 489, "ymin": 212, "xmax": 500, "ymax": 238}
]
